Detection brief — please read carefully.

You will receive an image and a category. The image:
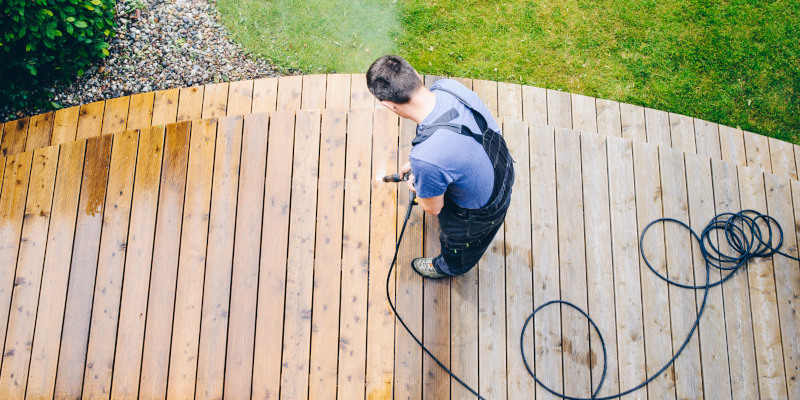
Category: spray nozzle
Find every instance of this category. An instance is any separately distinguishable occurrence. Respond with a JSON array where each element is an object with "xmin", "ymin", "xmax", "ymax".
[{"xmin": 382, "ymin": 173, "xmax": 408, "ymax": 183}]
